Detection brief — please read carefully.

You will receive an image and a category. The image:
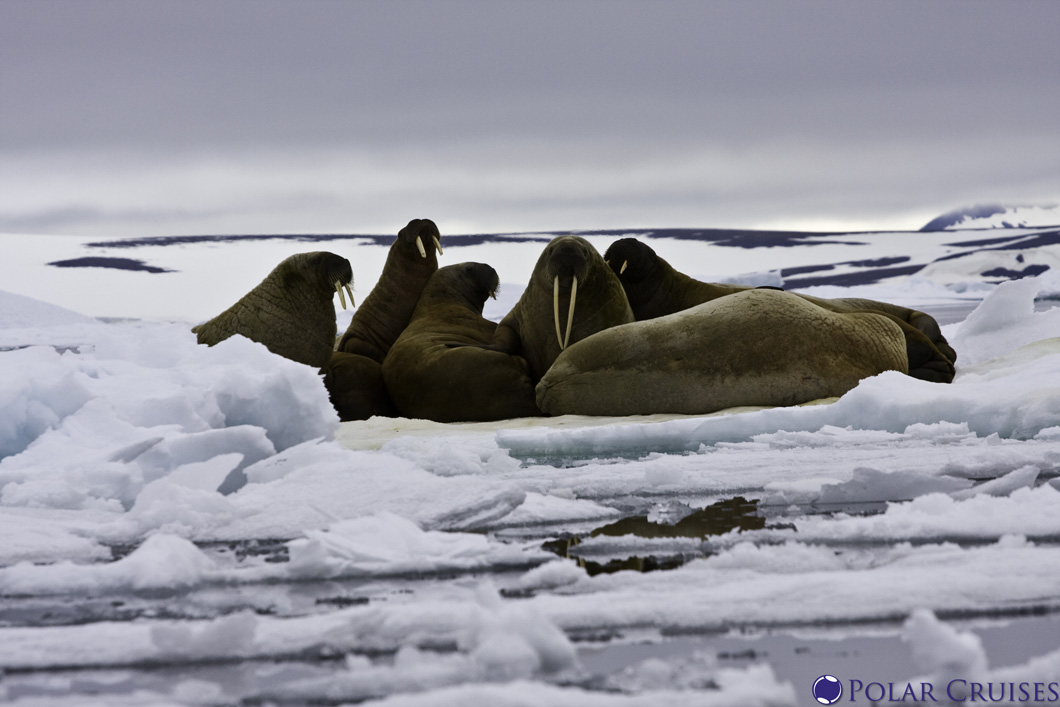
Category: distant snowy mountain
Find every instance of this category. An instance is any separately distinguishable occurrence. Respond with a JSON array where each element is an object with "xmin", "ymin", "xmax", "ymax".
[{"xmin": 922, "ymin": 203, "xmax": 1060, "ymax": 231}]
